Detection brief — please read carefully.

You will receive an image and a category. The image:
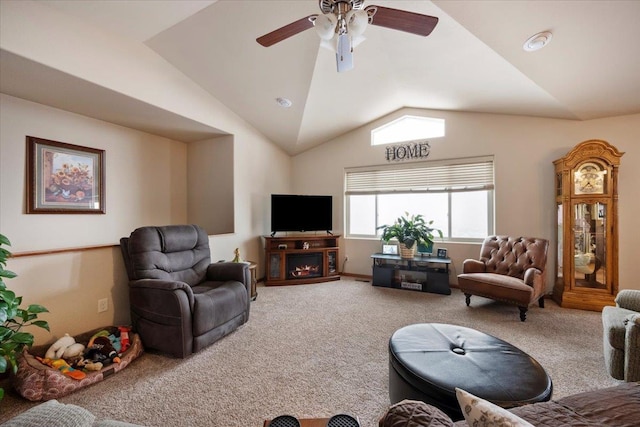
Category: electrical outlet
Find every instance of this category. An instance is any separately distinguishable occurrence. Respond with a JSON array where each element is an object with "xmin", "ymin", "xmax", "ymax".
[
  {"xmin": 98, "ymin": 298, "xmax": 108, "ymax": 313},
  {"xmin": 345, "ymin": 255, "xmax": 349, "ymax": 262}
]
